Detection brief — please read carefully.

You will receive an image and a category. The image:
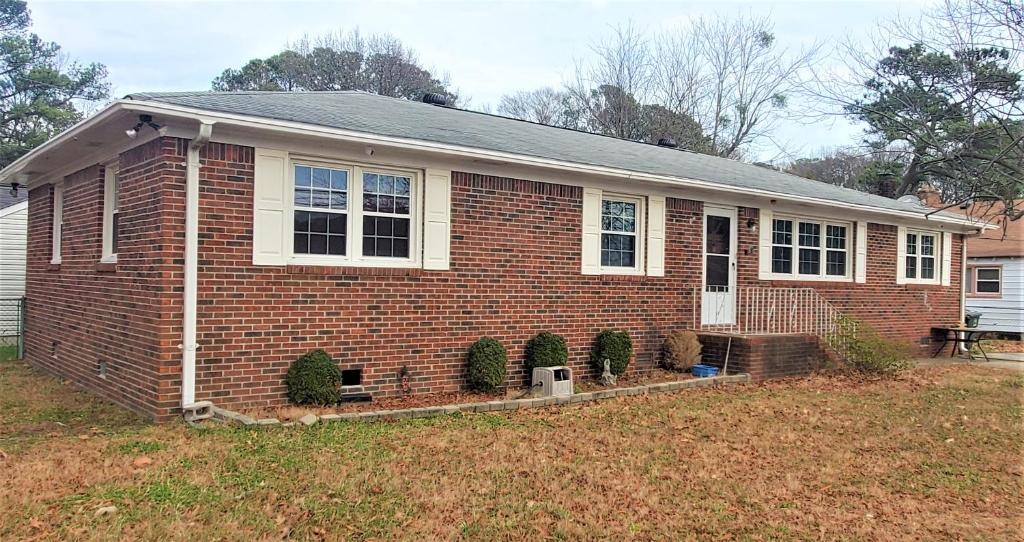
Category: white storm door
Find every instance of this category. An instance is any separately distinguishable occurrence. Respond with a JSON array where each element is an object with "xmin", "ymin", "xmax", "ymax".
[{"xmin": 701, "ymin": 206, "xmax": 737, "ymax": 326}]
